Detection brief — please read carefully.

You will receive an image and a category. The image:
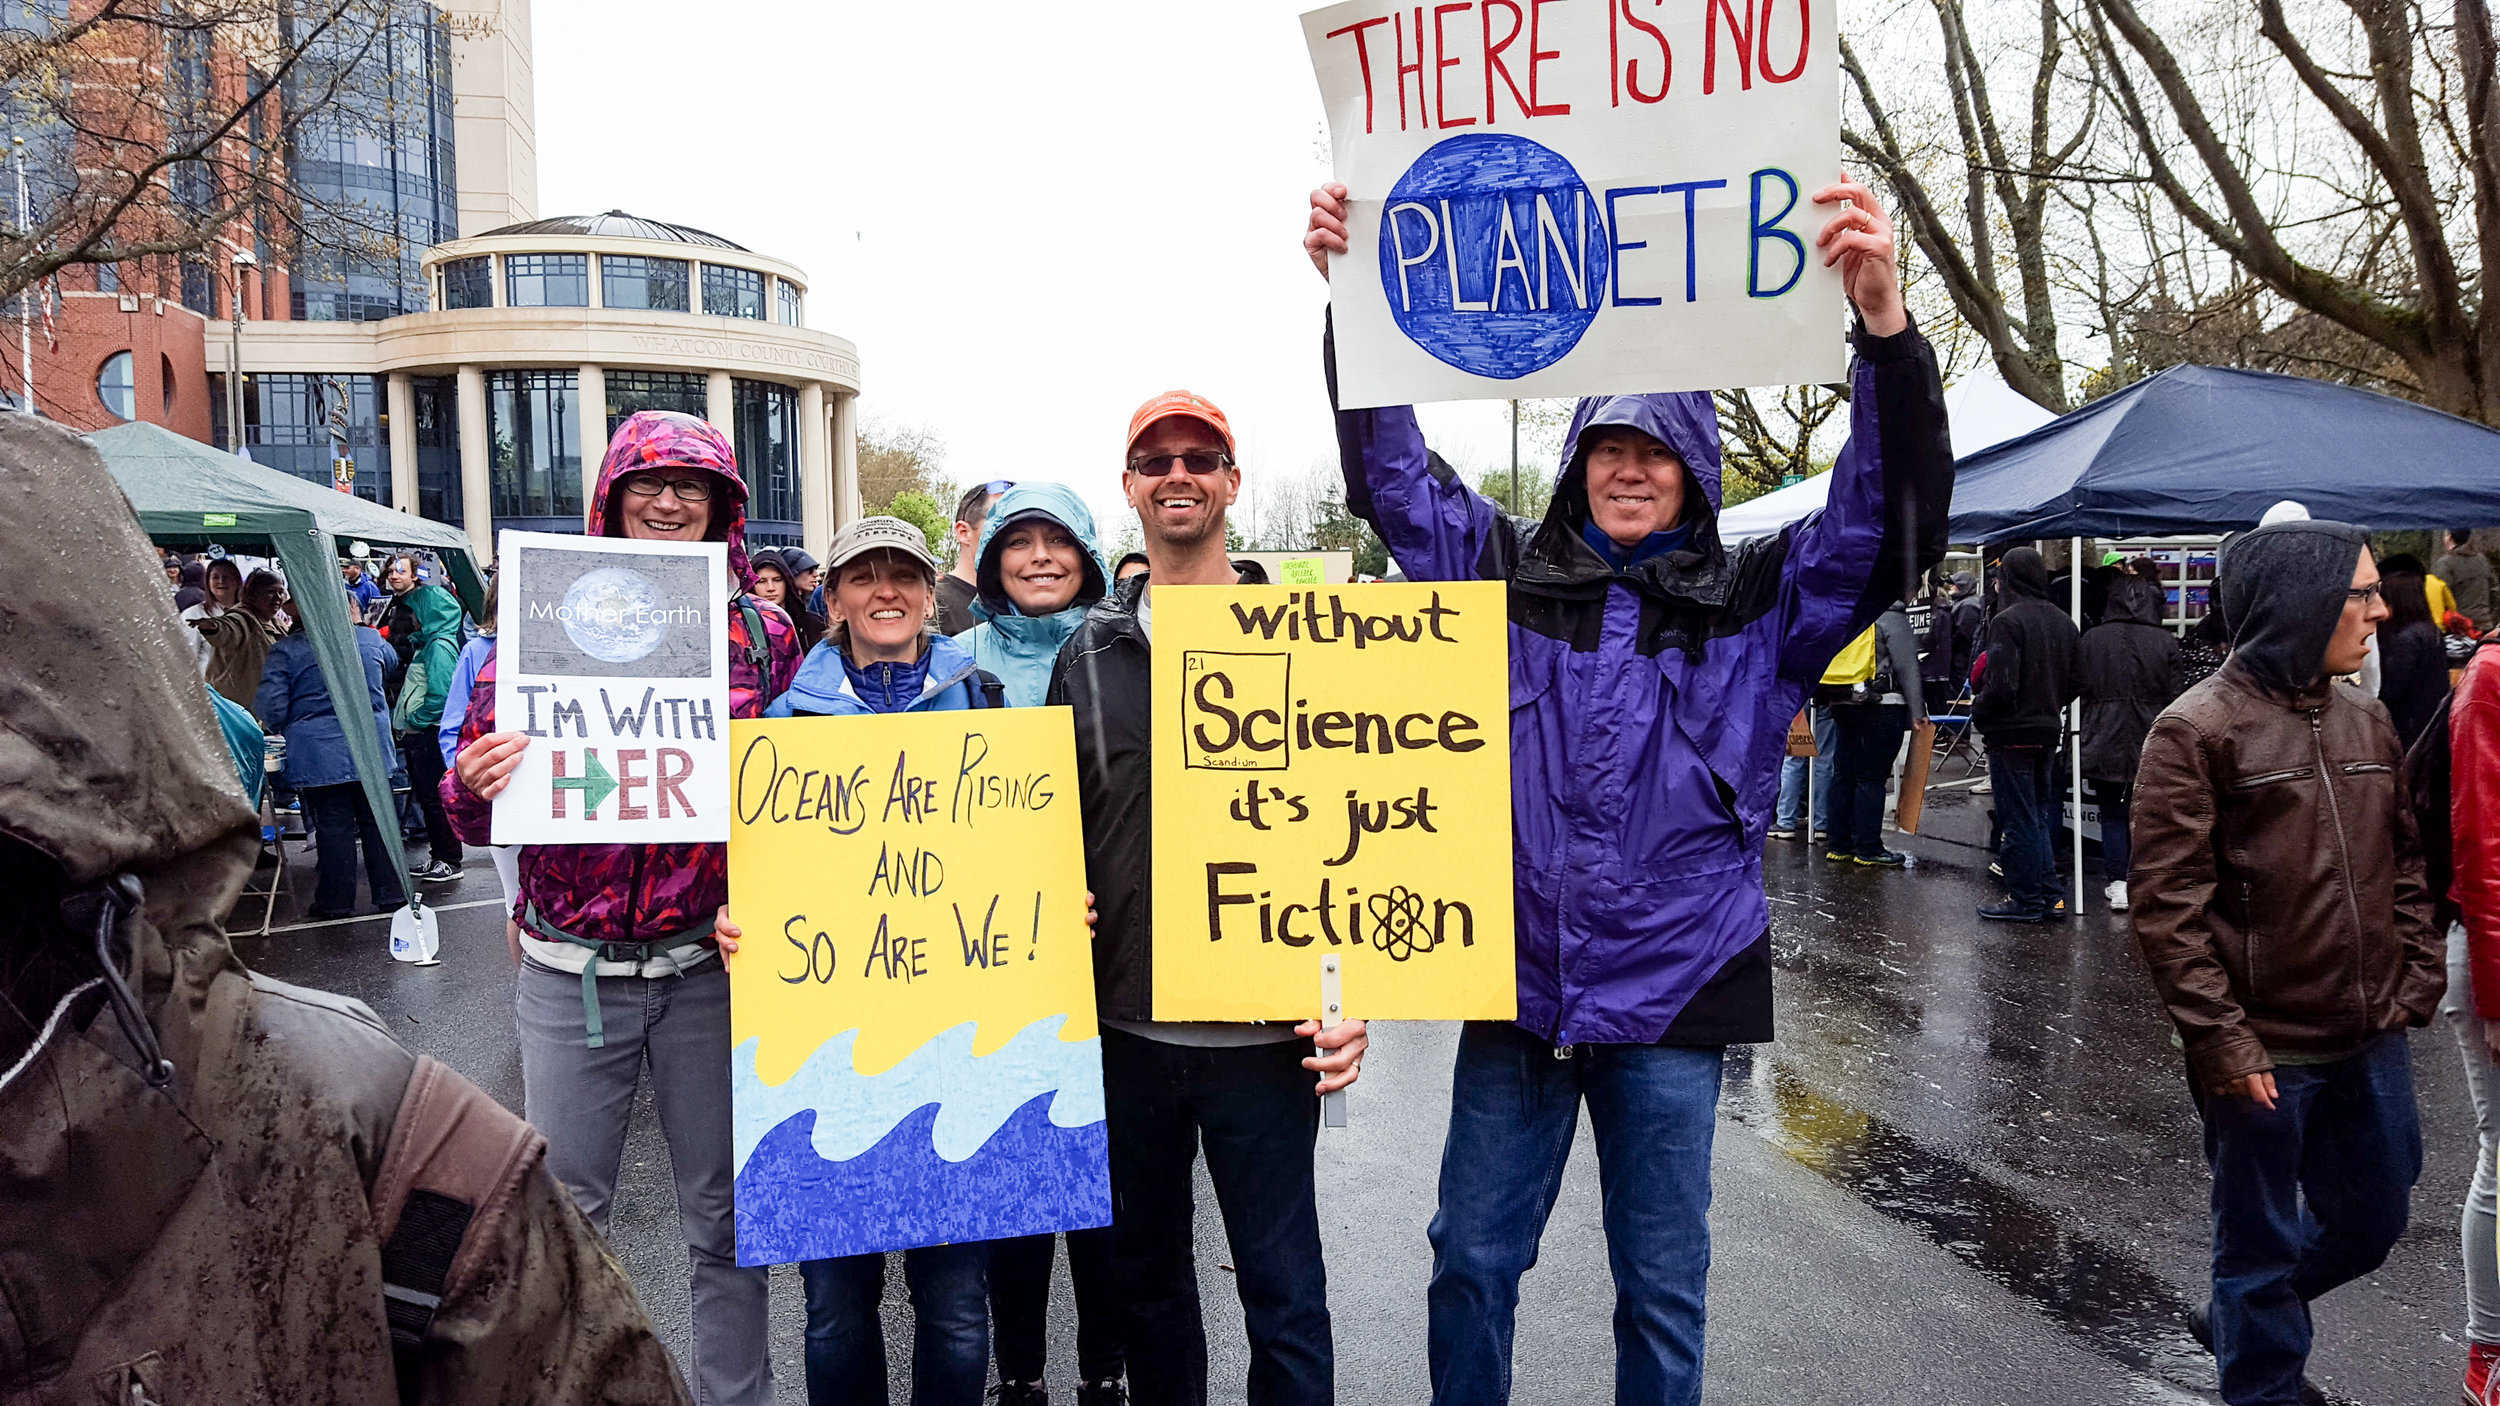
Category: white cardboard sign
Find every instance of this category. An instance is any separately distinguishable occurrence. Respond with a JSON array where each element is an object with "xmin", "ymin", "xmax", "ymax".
[
  {"xmin": 1304, "ymin": 0, "xmax": 1845, "ymax": 409},
  {"xmin": 490, "ymin": 530, "xmax": 732, "ymax": 845}
]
